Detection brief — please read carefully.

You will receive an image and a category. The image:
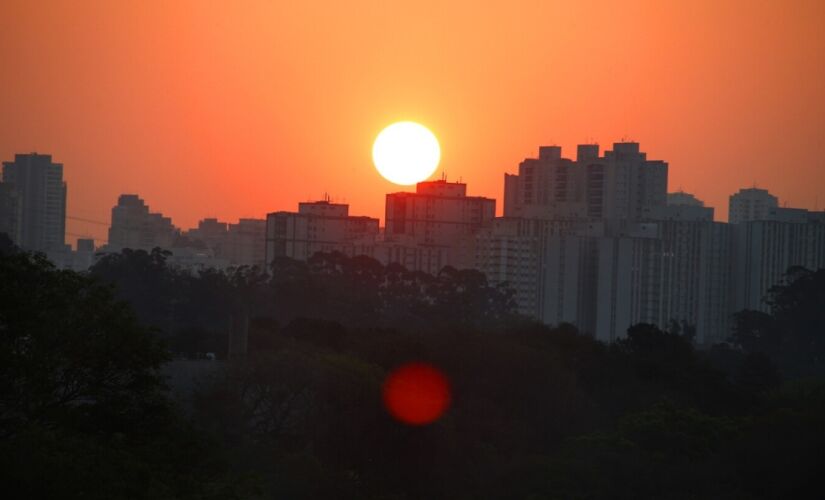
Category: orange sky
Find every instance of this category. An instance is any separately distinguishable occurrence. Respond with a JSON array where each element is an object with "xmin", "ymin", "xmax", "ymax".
[{"xmin": 1, "ymin": 0, "xmax": 823, "ymax": 245}]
